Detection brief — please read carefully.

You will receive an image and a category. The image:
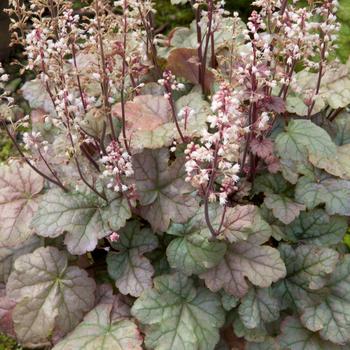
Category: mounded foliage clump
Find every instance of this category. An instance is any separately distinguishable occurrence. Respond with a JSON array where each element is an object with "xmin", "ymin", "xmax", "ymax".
[{"xmin": 1, "ymin": 0, "xmax": 350, "ymax": 349}]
